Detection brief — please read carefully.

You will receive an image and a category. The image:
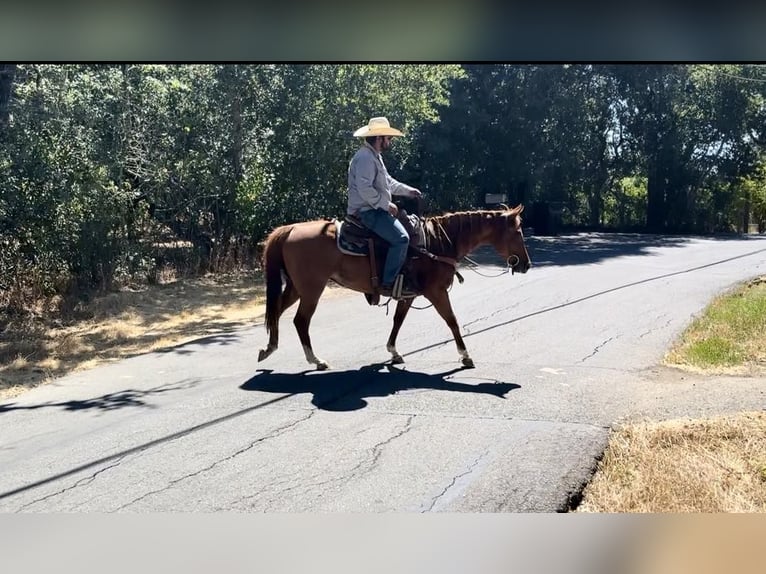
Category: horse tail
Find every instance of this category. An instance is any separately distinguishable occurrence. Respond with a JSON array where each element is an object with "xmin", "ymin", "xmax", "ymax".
[{"xmin": 262, "ymin": 225, "xmax": 293, "ymax": 337}]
